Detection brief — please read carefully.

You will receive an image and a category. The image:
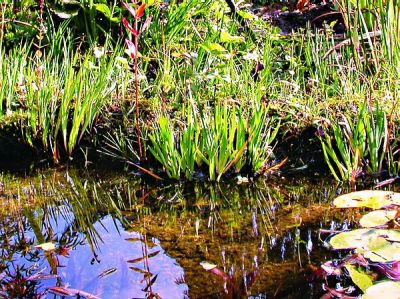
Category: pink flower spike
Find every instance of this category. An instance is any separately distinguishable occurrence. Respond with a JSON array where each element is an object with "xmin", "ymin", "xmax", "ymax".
[
  {"xmin": 141, "ymin": 16, "xmax": 152, "ymax": 32},
  {"xmin": 125, "ymin": 39, "xmax": 136, "ymax": 59},
  {"xmin": 122, "ymin": 2, "xmax": 136, "ymax": 17},
  {"xmin": 122, "ymin": 18, "xmax": 139, "ymax": 36}
]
